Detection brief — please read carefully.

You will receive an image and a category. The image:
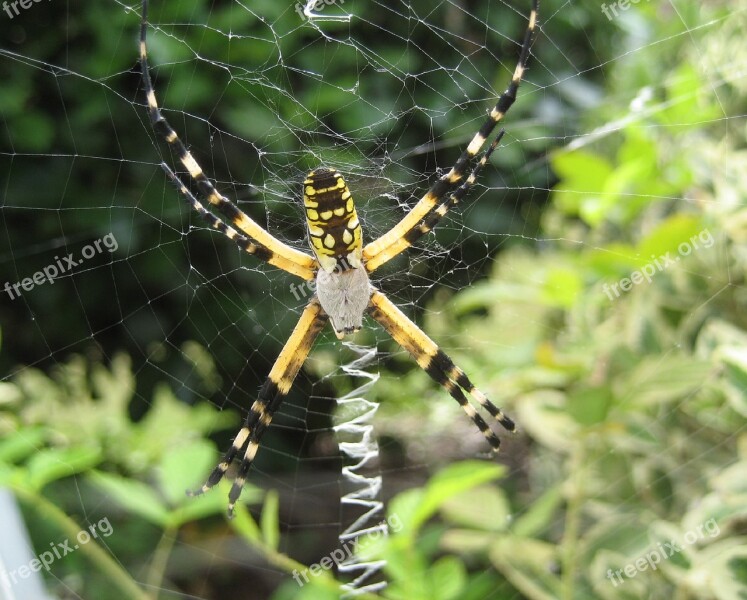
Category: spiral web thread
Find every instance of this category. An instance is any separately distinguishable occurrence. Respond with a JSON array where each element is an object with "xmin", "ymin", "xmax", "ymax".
[{"xmin": 333, "ymin": 342, "xmax": 387, "ymax": 596}]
